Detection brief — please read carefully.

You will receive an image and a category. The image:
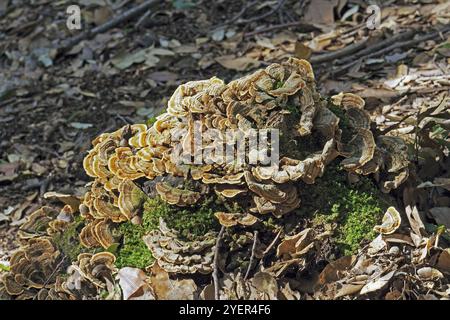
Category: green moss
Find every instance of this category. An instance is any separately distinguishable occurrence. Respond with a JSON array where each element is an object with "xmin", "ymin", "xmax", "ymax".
[
  {"xmin": 142, "ymin": 196, "xmax": 221, "ymax": 241},
  {"xmin": 334, "ymin": 189, "xmax": 383, "ymax": 255},
  {"xmin": 0, "ymin": 263, "xmax": 10, "ymax": 272},
  {"xmin": 53, "ymin": 215, "xmax": 87, "ymax": 261},
  {"xmin": 328, "ymin": 104, "xmax": 354, "ymax": 142},
  {"xmin": 146, "ymin": 116, "xmax": 157, "ymax": 127},
  {"xmin": 285, "ymin": 105, "xmax": 301, "ymax": 118},
  {"xmin": 298, "ymin": 163, "xmax": 389, "ymax": 256},
  {"xmin": 274, "ymin": 80, "xmax": 284, "ymax": 89},
  {"xmin": 115, "ymin": 193, "xmax": 226, "ymax": 268},
  {"xmin": 115, "ymin": 222, "xmax": 154, "ymax": 269}
]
